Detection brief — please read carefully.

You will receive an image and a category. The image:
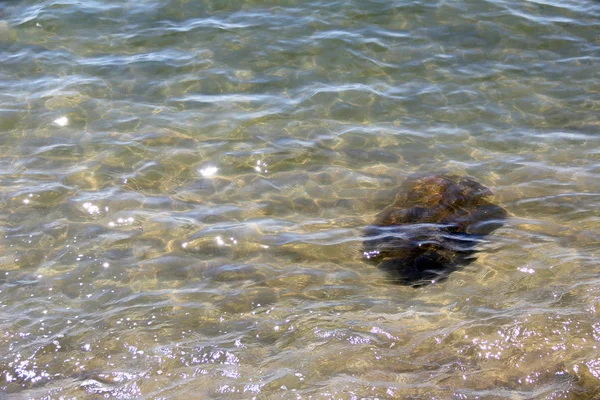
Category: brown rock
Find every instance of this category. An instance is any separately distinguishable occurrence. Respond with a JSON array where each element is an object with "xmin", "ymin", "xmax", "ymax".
[{"xmin": 363, "ymin": 173, "xmax": 506, "ymax": 286}]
